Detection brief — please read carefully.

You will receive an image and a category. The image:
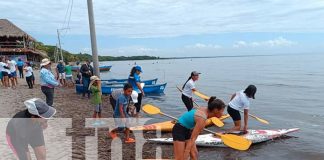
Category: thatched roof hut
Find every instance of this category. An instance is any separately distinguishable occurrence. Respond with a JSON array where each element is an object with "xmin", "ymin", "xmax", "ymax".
[{"xmin": 0, "ymin": 19, "xmax": 47, "ymax": 62}]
